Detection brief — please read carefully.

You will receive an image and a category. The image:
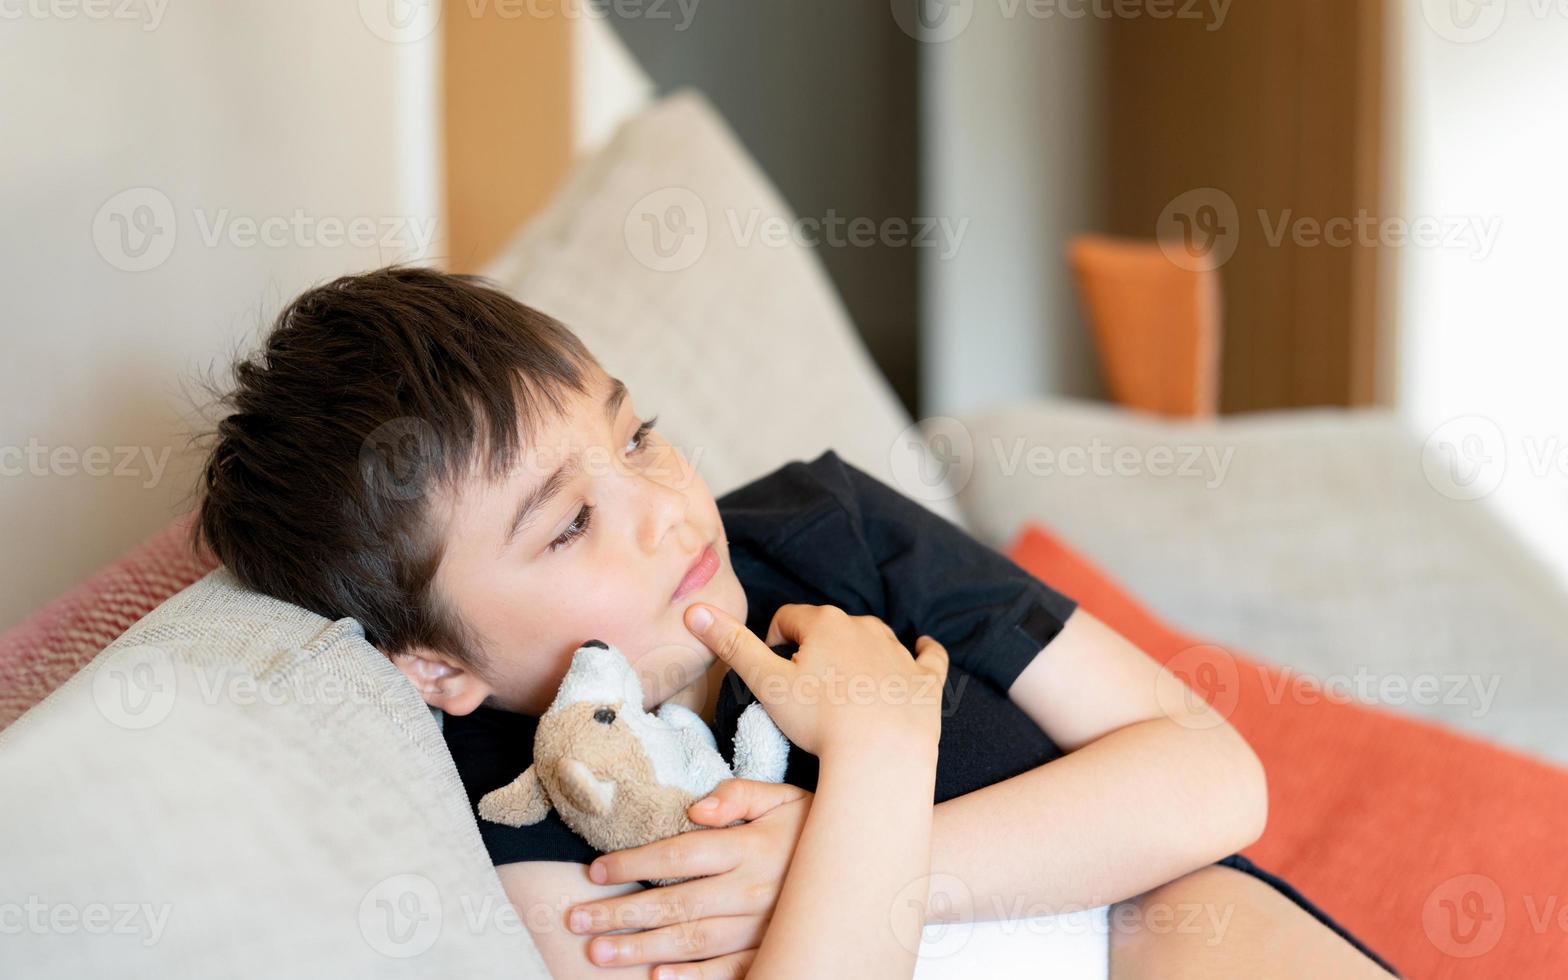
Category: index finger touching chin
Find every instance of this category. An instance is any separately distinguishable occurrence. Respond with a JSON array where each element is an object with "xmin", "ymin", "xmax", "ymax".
[{"xmin": 683, "ymin": 603, "xmax": 783, "ymax": 693}]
